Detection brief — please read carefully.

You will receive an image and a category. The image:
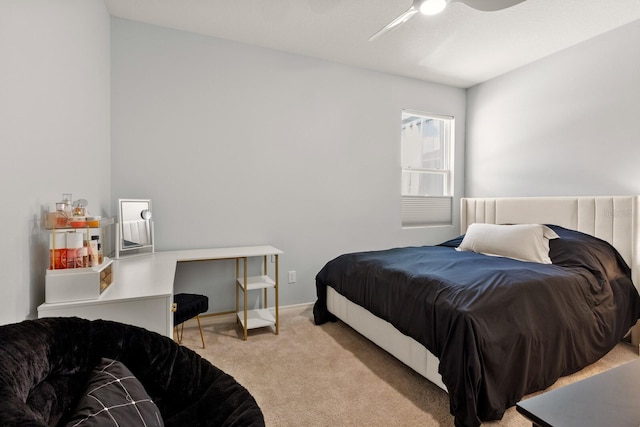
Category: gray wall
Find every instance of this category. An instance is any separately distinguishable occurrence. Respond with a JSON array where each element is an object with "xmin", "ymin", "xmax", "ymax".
[
  {"xmin": 110, "ymin": 18, "xmax": 467, "ymax": 313},
  {"xmin": 4, "ymin": 4, "xmax": 637, "ymax": 325},
  {"xmin": 466, "ymin": 19, "xmax": 640, "ymax": 197},
  {"xmin": 0, "ymin": 0, "xmax": 111, "ymax": 324}
]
